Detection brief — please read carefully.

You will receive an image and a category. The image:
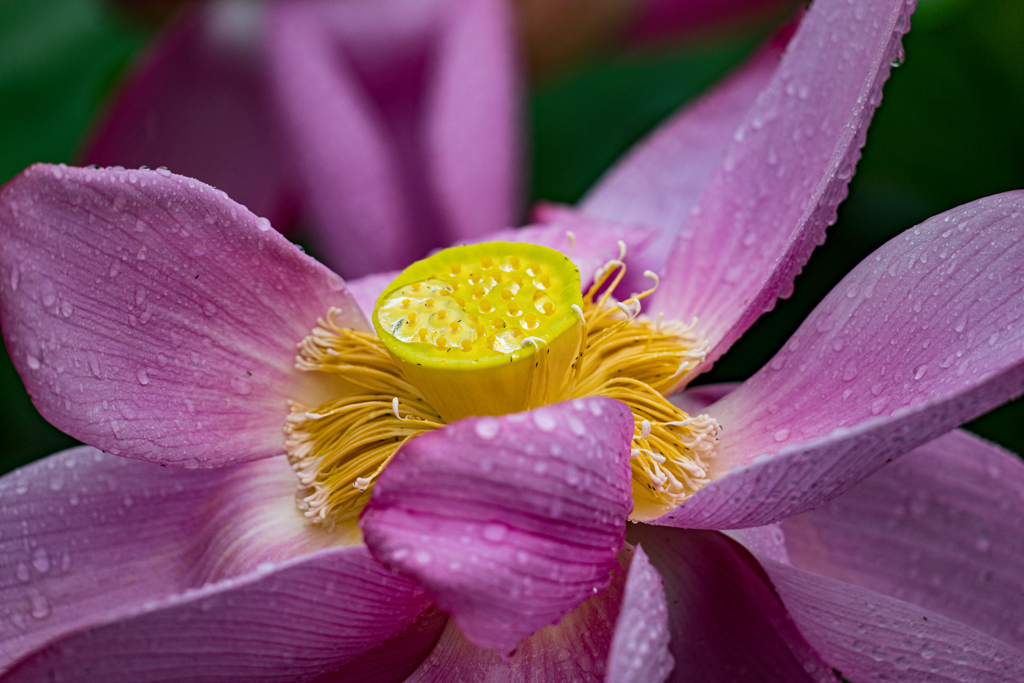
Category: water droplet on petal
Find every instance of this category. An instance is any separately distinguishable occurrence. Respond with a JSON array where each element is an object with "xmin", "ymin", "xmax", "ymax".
[
  {"xmin": 474, "ymin": 418, "xmax": 500, "ymax": 440},
  {"xmin": 31, "ymin": 548, "xmax": 50, "ymax": 574},
  {"xmin": 482, "ymin": 523, "xmax": 508, "ymax": 542},
  {"xmin": 29, "ymin": 593, "xmax": 50, "ymax": 620},
  {"xmin": 532, "ymin": 411, "xmax": 557, "ymax": 432}
]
